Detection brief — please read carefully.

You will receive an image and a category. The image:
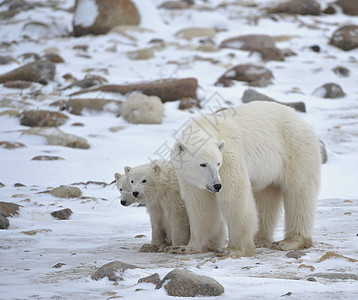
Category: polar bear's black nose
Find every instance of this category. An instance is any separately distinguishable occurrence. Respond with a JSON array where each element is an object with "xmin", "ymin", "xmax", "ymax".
[
  {"xmin": 132, "ymin": 191, "xmax": 139, "ymax": 197},
  {"xmin": 121, "ymin": 200, "xmax": 127, "ymax": 206},
  {"xmin": 213, "ymin": 184, "xmax": 222, "ymax": 192}
]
